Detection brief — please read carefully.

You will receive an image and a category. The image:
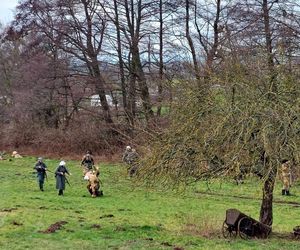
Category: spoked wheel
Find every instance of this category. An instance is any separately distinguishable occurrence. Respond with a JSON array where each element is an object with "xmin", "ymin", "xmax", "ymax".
[
  {"xmin": 238, "ymin": 217, "xmax": 254, "ymax": 240},
  {"xmin": 222, "ymin": 220, "xmax": 237, "ymax": 238}
]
